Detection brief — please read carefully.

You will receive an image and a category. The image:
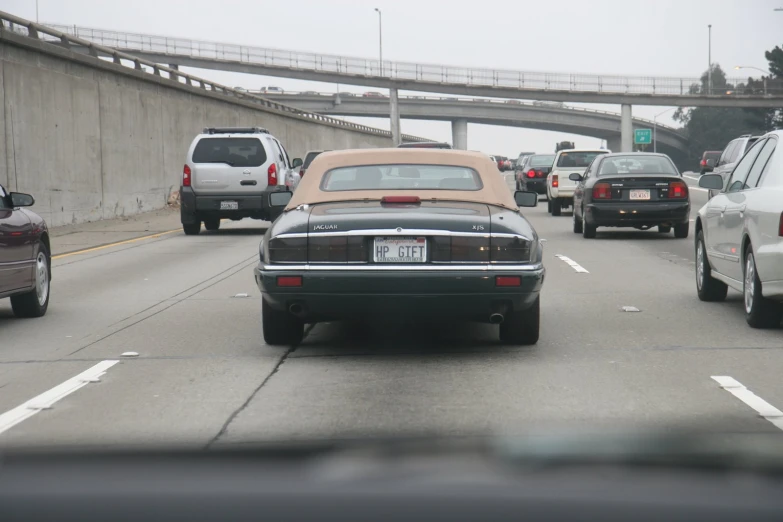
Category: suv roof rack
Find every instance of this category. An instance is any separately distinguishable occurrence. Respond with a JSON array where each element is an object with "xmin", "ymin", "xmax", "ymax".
[{"xmin": 203, "ymin": 127, "xmax": 270, "ymax": 135}]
